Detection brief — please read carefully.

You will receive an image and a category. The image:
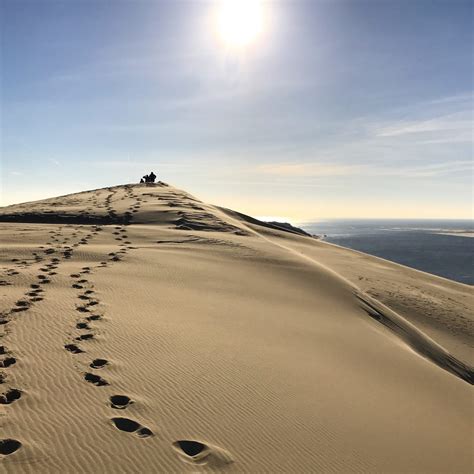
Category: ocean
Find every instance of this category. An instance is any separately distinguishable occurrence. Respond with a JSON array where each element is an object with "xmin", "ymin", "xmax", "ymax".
[{"xmin": 300, "ymin": 219, "xmax": 473, "ymax": 285}]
